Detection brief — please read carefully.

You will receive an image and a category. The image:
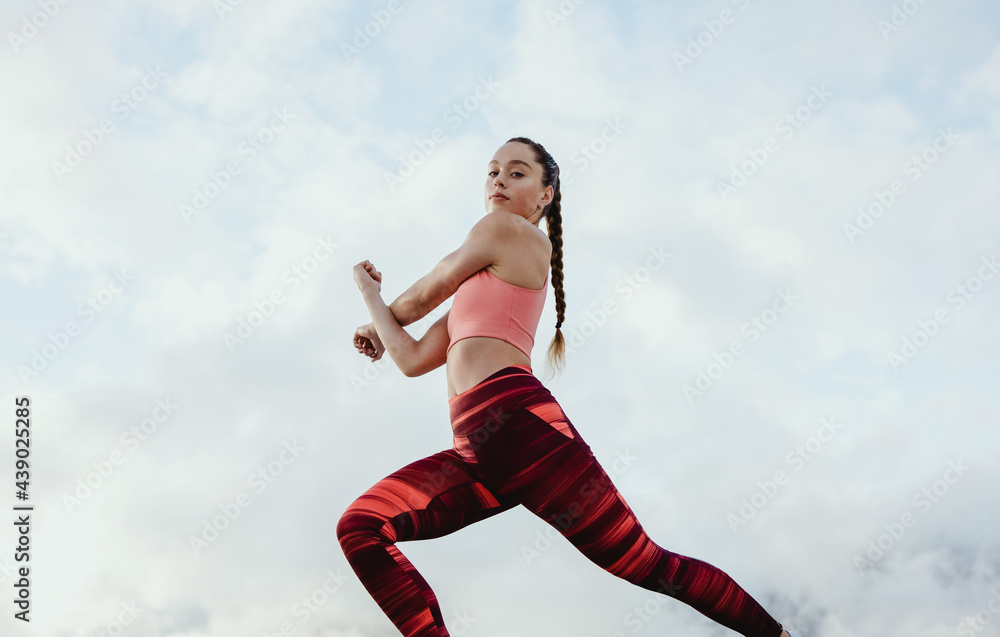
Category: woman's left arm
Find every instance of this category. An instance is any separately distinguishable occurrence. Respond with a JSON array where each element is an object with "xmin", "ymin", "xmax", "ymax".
[
  {"xmin": 362, "ymin": 288, "xmax": 419, "ymax": 374},
  {"xmin": 354, "ymin": 261, "xmax": 418, "ymax": 375}
]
